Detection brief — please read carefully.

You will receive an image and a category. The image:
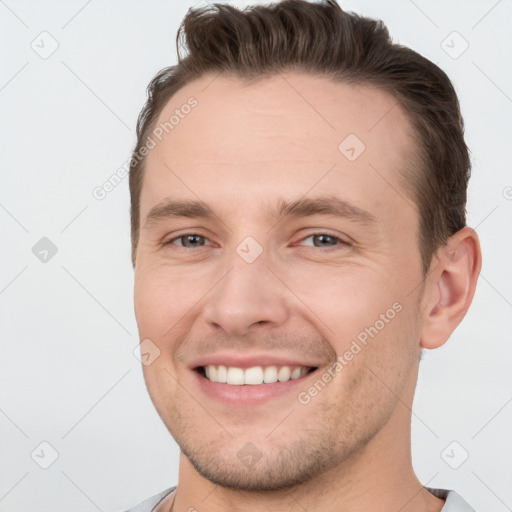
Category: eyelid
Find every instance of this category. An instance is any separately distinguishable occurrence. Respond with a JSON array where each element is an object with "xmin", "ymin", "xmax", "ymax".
[
  {"xmin": 164, "ymin": 230, "xmax": 352, "ymax": 248},
  {"xmin": 295, "ymin": 230, "xmax": 352, "ymax": 246},
  {"xmin": 165, "ymin": 231, "xmax": 214, "ymax": 247}
]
